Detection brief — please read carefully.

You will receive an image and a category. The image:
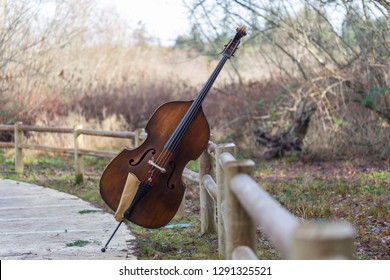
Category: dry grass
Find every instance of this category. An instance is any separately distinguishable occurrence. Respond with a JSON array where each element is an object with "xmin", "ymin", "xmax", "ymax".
[
  {"xmin": 32, "ymin": 112, "xmax": 130, "ymax": 151},
  {"xmin": 1, "ymin": 35, "xmax": 388, "ymax": 159}
]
